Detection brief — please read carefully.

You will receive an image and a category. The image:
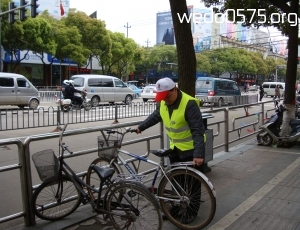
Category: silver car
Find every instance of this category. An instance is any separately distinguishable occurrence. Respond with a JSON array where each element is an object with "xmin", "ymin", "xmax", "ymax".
[
  {"xmin": 0, "ymin": 73, "xmax": 40, "ymax": 109},
  {"xmin": 141, "ymin": 85, "xmax": 157, "ymax": 102},
  {"xmin": 70, "ymin": 75, "xmax": 134, "ymax": 106}
]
